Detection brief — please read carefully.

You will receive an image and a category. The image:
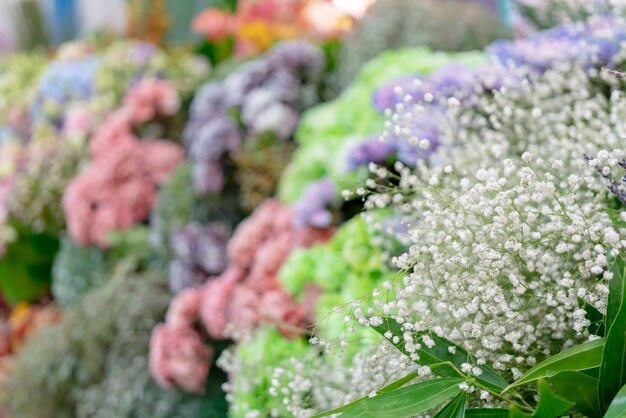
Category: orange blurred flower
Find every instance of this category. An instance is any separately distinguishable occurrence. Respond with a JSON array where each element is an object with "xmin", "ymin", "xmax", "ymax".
[{"xmin": 191, "ymin": 8, "xmax": 235, "ymax": 42}]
